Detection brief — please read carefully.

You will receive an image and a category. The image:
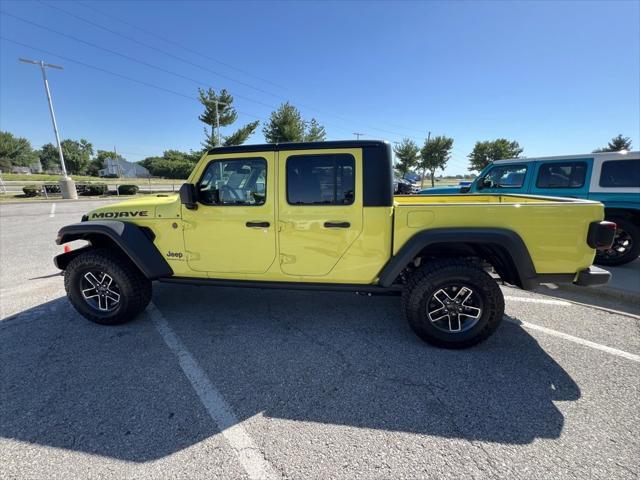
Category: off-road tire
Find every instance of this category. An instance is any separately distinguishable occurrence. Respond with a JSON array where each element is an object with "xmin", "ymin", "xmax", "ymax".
[
  {"xmin": 64, "ymin": 248, "xmax": 152, "ymax": 325},
  {"xmin": 401, "ymin": 259, "xmax": 505, "ymax": 349},
  {"xmin": 595, "ymin": 217, "xmax": 640, "ymax": 267}
]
